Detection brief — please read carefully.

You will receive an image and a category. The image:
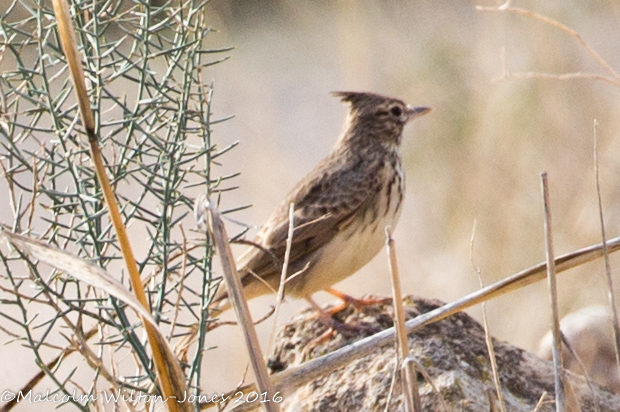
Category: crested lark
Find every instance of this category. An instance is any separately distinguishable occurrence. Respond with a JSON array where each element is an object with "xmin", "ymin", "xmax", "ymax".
[{"xmin": 206, "ymin": 91, "xmax": 430, "ymax": 314}]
